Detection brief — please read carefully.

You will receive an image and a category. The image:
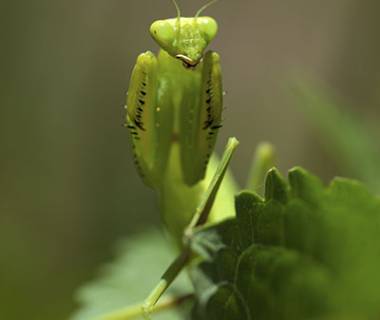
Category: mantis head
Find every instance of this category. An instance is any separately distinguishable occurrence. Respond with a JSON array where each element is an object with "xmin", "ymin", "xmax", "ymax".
[{"xmin": 149, "ymin": 0, "xmax": 219, "ymax": 68}]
